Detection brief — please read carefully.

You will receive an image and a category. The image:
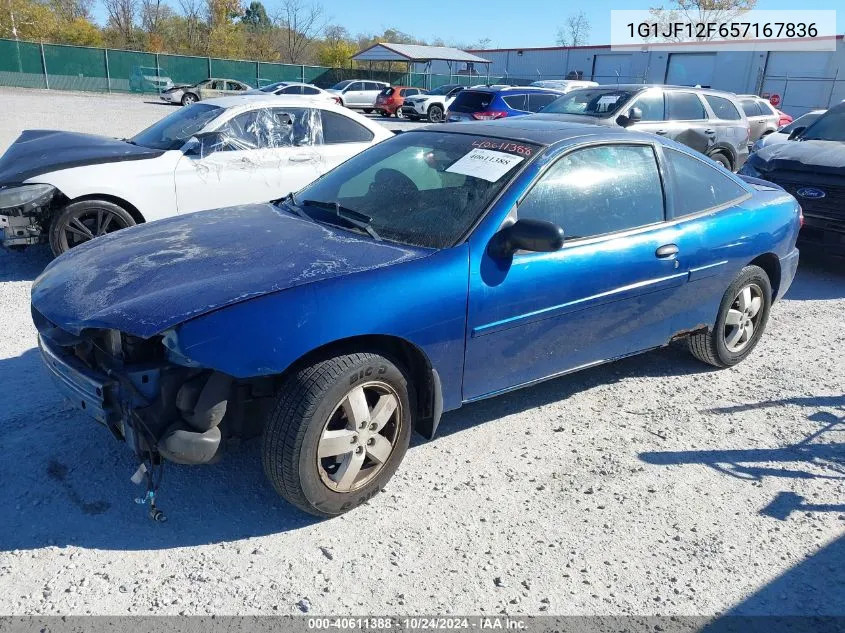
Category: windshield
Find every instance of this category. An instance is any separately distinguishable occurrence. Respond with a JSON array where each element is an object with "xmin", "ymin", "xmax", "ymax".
[
  {"xmin": 801, "ymin": 107, "xmax": 845, "ymax": 142},
  {"xmin": 259, "ymin": 81, "xmax": 287, "ymax": 93},
  {"xmin": 782, "ymin": 111, "xmax": 824, "ymax": 135},
  {"xmin": 540, "ymin": 88, "xmax": 638, "ymax": 116},
  {"xmin": 428, "ymin": 84, "xmax": 459, "ymax": 95},
  {"xmin": 330, "ymin": 80, "xmax": 353, "ymax": 90},
  {"xmin": 289, "ymin": 132, "xmax": 540, "ymax": 249},
  {"xmin": 130, "ymin": 104, "xmax": 223, "ymax": 150}
]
